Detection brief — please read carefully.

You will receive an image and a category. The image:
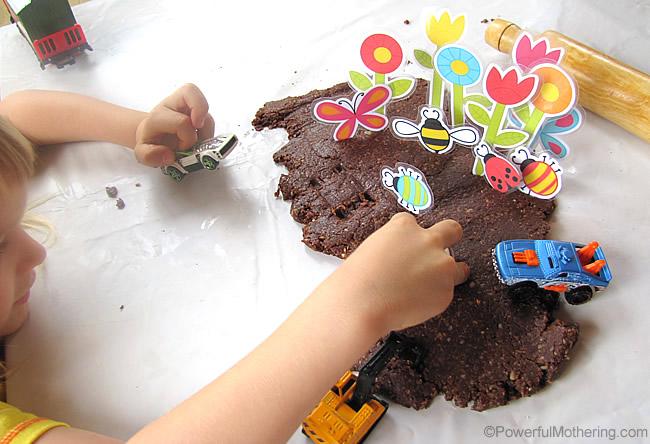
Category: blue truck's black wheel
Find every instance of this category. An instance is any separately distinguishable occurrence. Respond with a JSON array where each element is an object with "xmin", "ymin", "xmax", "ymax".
[
  {"xmin": 507, "ymin": 281, "xmax": 538, "ymax": 301},
  {"xmin": 565, "ymin": 286, "xmax": 593, "ymax": 305}
]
